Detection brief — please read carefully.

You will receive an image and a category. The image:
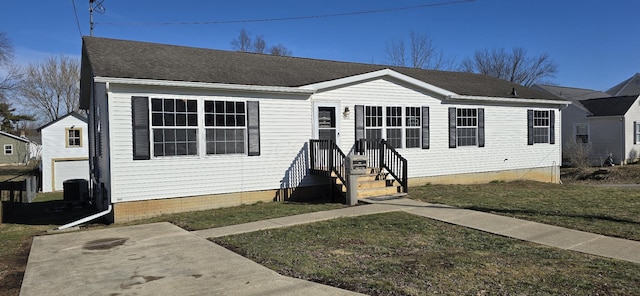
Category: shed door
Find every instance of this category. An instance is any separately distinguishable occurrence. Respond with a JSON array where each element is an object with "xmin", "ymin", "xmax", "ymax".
[{"xmin": 53, "ymin": 159, "xmax": 89, "ymax": 191}]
